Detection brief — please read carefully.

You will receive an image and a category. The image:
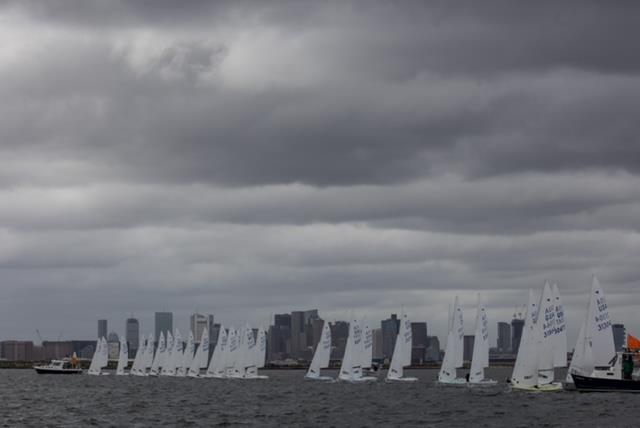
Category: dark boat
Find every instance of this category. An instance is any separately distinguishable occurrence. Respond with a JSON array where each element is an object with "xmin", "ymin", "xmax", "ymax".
[{"xmin": 572, "ymin": 373, "xmax": 640, "ymax": 393}]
